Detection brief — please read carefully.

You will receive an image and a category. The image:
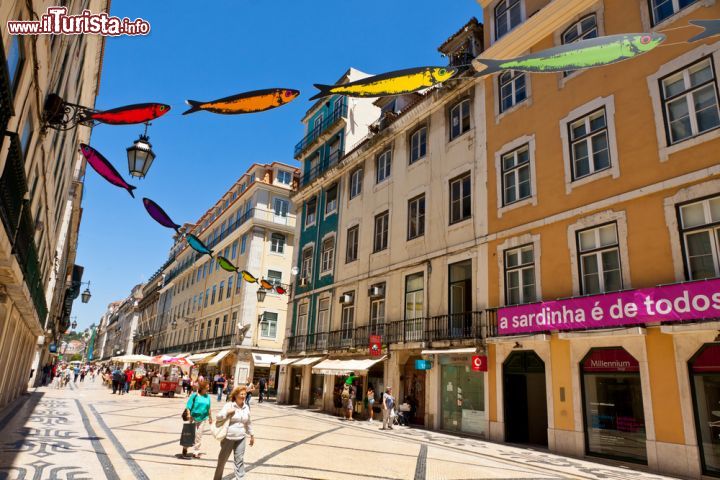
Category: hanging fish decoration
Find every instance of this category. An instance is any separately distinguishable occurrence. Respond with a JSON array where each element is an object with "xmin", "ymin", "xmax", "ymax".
[
  {"xmin": 87, "ymin": 103, "xmax": 170, "ymax": 125},
  {"xmin": 79, "ymin": 144, "xmax": 137, "ymax": 198},
  {"xmin": 310, "ymin": 67, "xmax": 458, "ymax": 100},
  {"xmin": 142, "ymin": 198, "xmax": 180, "ymax": 232},
  {"xmin": 259, "ymin": 279, "xmax": 274, "ymax": 290},
  {"xmin": 217, "ymin": 256, "xmax": 238, "ymax": 273},
  {"xmin": 473, "ymin": 33, "xmax": 666, "ymax": 76},
  {"xmin": 688, "ymin": 19, "xmax": 720, "ymax": 43},
  {"xmin": 183, "ymin": 88, "xmax": 300, "ymax": 115},
  {"xmin": 274, "ymin": 285, "xmax": 287, "ymax": 295},
  {"xmin": 186, "ymin": 233, "xmax": 213, "ymax": 257},
  {"xmin": 240, "ymin": 270, "xmax": 258, "ymax": 284}
]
